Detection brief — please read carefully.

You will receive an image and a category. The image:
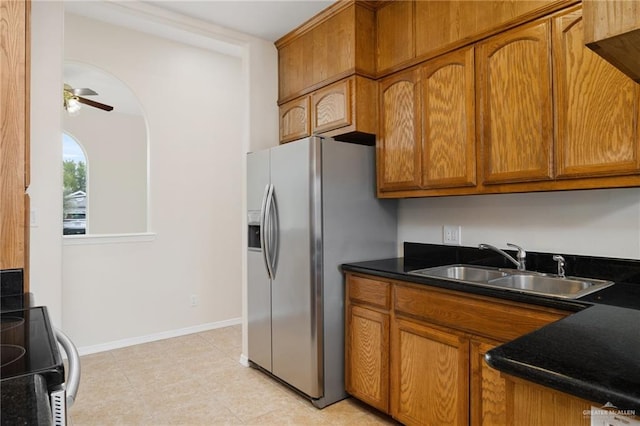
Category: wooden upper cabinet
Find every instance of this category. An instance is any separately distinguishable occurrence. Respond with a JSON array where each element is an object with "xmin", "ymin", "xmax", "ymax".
[
  {"xmin": 277, "ymin": 30, "xmax": 313, "ymax": 106},
  {"xmin": 378, "ymin": 68, "xmax": 422, "ymax": 192},
  {"xmin": 421, "ymin": 47, "xmax": 476, "ymax": 189},
  {"xmin": 1, "ymin": 0, "xmax": 29, "ymax": 273},
  {"xmin": 376, "ymin": 0, "xmax": 414, "ymax": 75},
  {"xmin": 391, "ymin": 318, "xmax": 469, "ymax": 426},
  {"xmin": 310, "ymin": 76, "xmax": 377, "ymax": 137},
  {"xmin": 279, "ymin": 97, "xmax": 310, "ymax": 144},
  {"xmin": 276, "ymin": 1, "xmax": 375, "ymax": 104},
  {"xmin": 553, "ymin": 7, "xmax": 640, "ymax": 179},
  {"xmin": 415, "ymin": 1, "xmax": 571, "ymax": 61},
  {"xmin": 582, "ymin": 0, "xmax": 640, "ymax": 83},
  {"xmin": 477, "ymin": 19, "xmax": 554, "ymax": 185},
  {"xmin": 312, "ymin": 79, "xmax": 352, "ymax": 134}
]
